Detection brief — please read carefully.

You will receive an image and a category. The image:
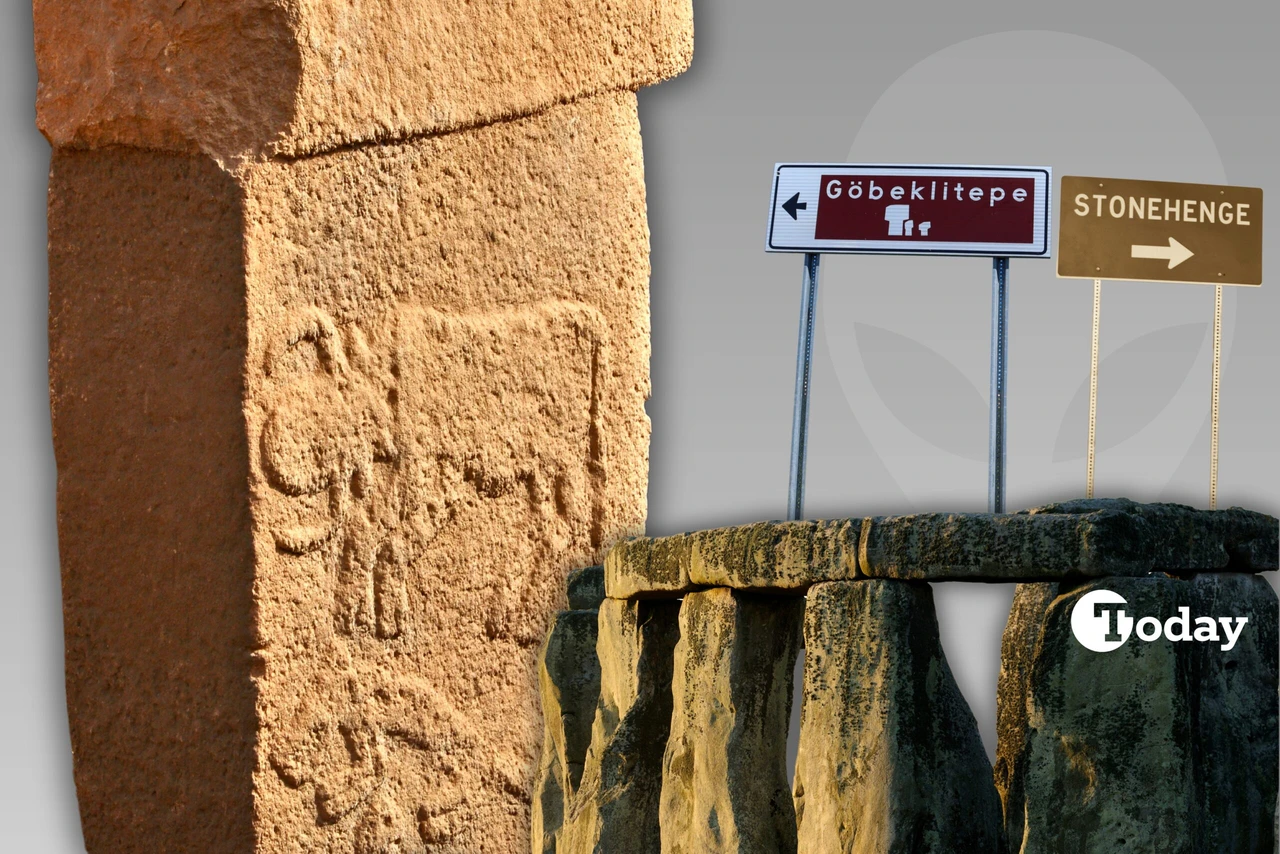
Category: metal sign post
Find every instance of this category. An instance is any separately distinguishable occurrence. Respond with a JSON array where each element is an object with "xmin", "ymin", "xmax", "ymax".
[
  {"xmin": 989, "ymin": 257, "xmax": 1010, "ymax": 513},
  {"xmin": 787, "ymin": 253, "xmax": 820, "ymax": 521},
  {"xmin": 768, "ymin": 163, "xmax": 1053, "ymax": 518},
  {"xmin": 1058, "ymin": 175, "xmax": 1263, "ymax": 508},
  {"xmin": 1087, "ymin": 278, "xmax": 1102, "ymax": 499},
  {"xmin": 1211, "ymin": 284, "xmax": 1222, "ymax": 509}
]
